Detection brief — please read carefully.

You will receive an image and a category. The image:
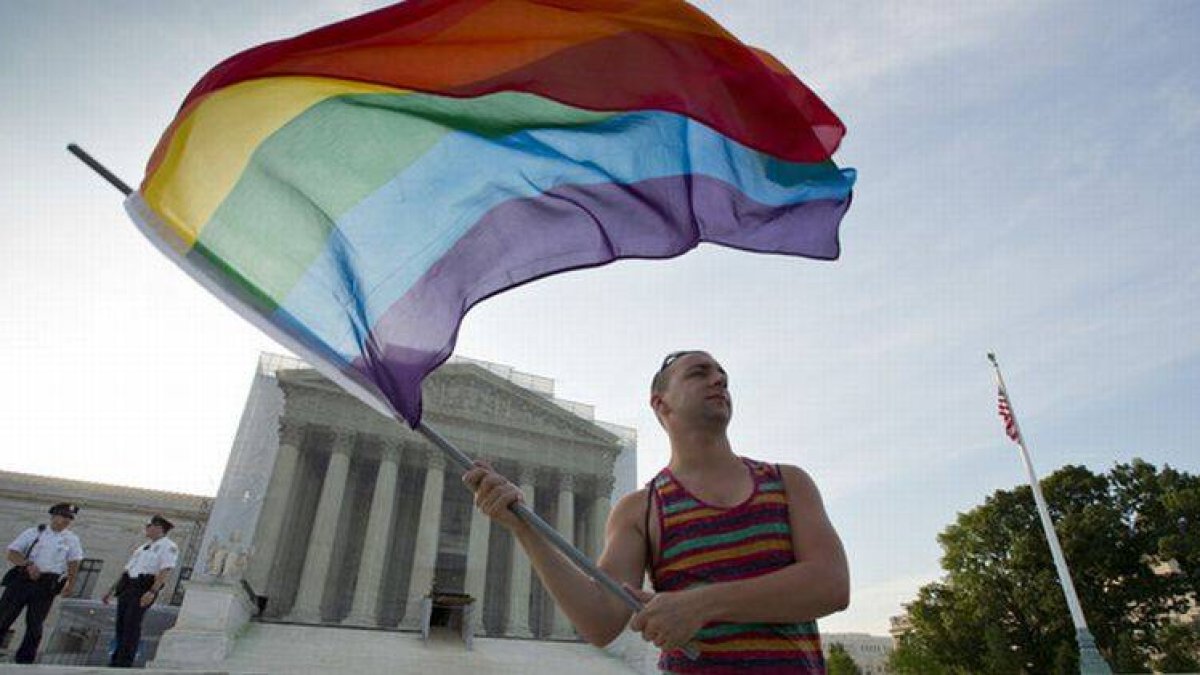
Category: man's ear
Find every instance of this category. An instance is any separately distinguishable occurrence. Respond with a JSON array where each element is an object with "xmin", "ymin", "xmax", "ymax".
[{"xmin": 650, "ymin": 392, "xmax": 667, "ymax": 418}]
